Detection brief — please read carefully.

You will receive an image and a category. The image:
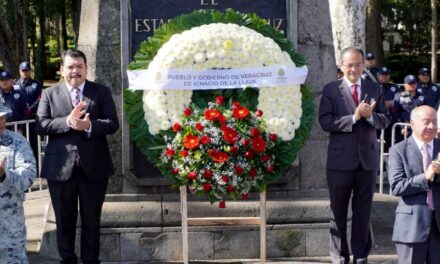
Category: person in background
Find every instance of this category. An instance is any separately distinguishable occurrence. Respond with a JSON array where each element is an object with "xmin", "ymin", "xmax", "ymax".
[
  {"xmin": 361, "ymin": 52, "xmax": 379, "ymax": 83},
  {"xmin": 0, "ymin": 71, "xmax": 30, "ymax": 126},
  {"xmin": 337, "ymin": 66, "xmax": 344, "ymax": 79},
  {"xmin": 319, "ymin": 47, "xmax": 391, "ymax": 264},
  {"xmin": 36, "ymin": 49, "xmax": 119, "ymax": 264},
  {"xmin": 377, "ymin": 66, "xmax": 400, "ymax": 149},
  {"xmin": 14, "ymin": 61, "xmax": 43, "ymax": 162},
  {"xmin": 392, "ymin": 75, "xmax": 424, "ymax": 144},
  {"xmin": 417, "ymin": 67, "xmax": 440, "ymax": 109},
  {"xmin": 388, "ymin": 105, "xmax": 440, "ymax": 264},
  {"xmin": 0, "ymin": 106, "xmax": 37, "ymax": 263}
]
